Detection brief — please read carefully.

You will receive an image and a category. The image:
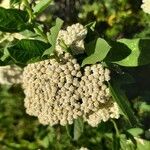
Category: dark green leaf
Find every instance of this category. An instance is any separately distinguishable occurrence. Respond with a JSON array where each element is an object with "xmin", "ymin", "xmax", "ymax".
[
  {"xmin": 115, "ymin": 73, "xmax": 135, "ymax": 85},
  {"xmin": 112, "ymin": 134, "xmax": 120, "ymax": 150},
  {"xmin": 82, "ymin": 38, "xmax": 111, "ymax": 66},
  {"xmin": 109, "ymin": 82, "xmax": 138, "ymax": 126},
  {"xmin": 105, "ymin": 40, "xmax": 131, "ymax": 62},
  {"xmin": 0, "ymin": 7, "xmax": 29, "ymax": 32},
  {"xmin": 7, "ymin": 39, "xmax": 50, "ymax": 64},
  {"xmin": 43, "ymin": 18, "xmax": 64, "ymax": 56},
  {"xmin": 33, "ymin": 0, "xmax": 52, "ymax": 15},
  {"xmin": 73, "ymin": 118, "xmax": 84, "ymax": 141}
]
